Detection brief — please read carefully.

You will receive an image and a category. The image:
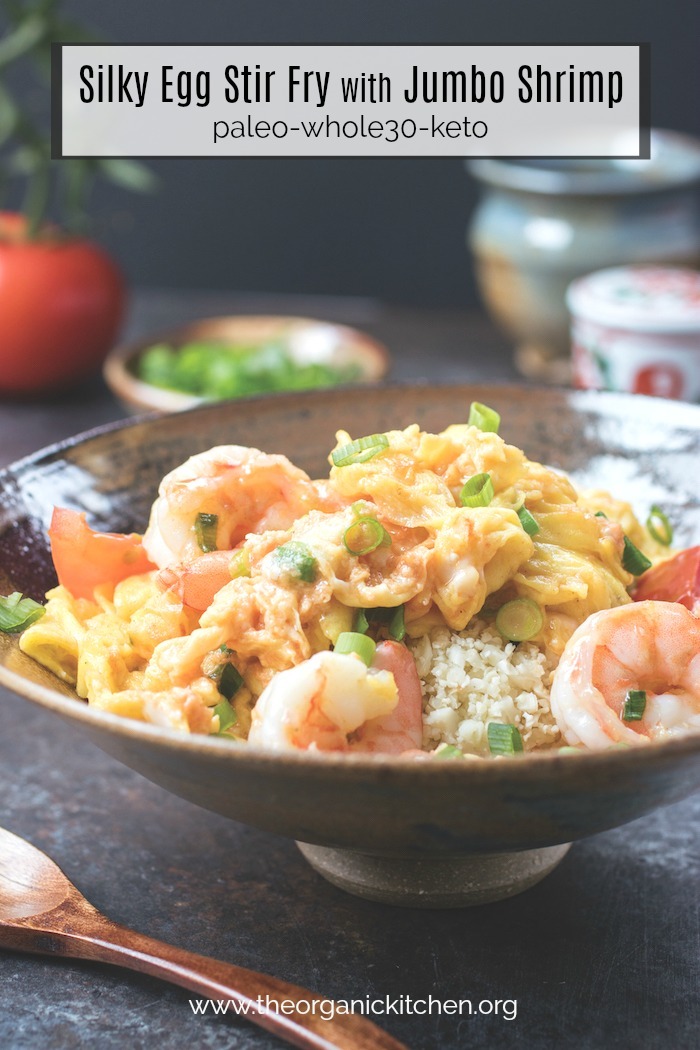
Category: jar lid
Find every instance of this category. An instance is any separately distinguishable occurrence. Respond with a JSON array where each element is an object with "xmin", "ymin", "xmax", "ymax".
[{"xmin": 567, "ymin": 266, "xmax": 700, "ymax": 332}]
